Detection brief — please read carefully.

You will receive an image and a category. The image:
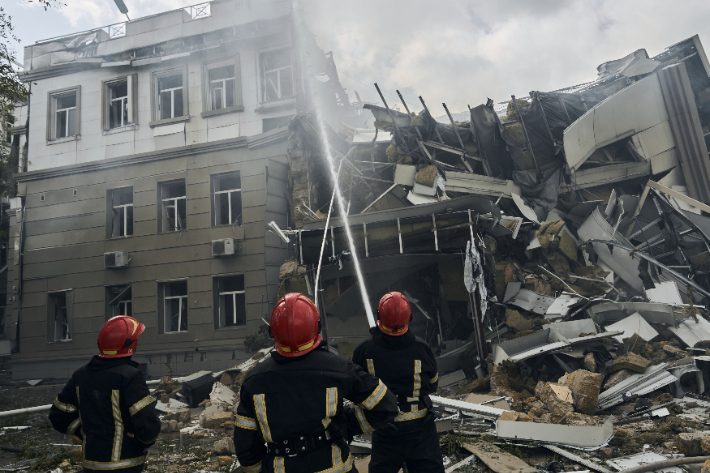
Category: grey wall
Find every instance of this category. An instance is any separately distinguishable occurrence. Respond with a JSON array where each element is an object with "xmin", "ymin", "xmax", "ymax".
[{"xmin": 6, "ymin": 135, "xmax": 289, "ymax": 379}]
